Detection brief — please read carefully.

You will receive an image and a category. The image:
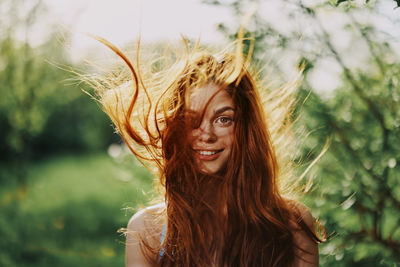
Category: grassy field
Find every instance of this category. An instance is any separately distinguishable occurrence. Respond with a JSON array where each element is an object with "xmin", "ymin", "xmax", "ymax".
[{"xmin": 0, "ymin": 152, "xmax": 154, "ymax": 267}]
